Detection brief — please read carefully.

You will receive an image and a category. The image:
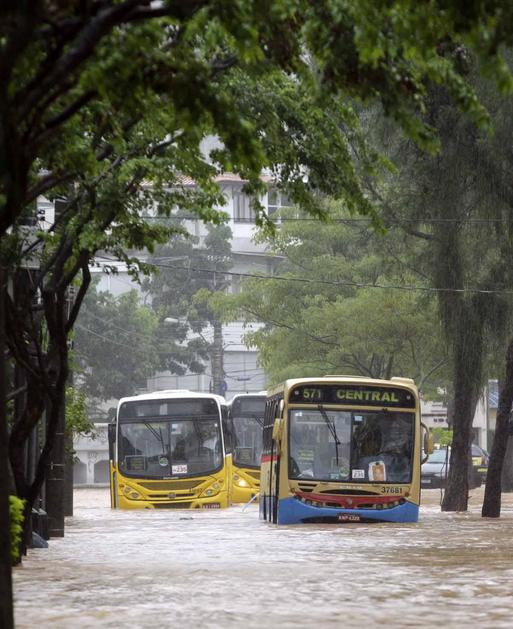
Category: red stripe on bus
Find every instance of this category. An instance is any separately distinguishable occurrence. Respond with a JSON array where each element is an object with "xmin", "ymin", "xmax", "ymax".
[
  {"xmin": 295, "ymin": 491, "xmax": 403, "ymax": 508},
  {"xmin": 261, "ymin": 454, "xmax": 279, "ymax": 463}
]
